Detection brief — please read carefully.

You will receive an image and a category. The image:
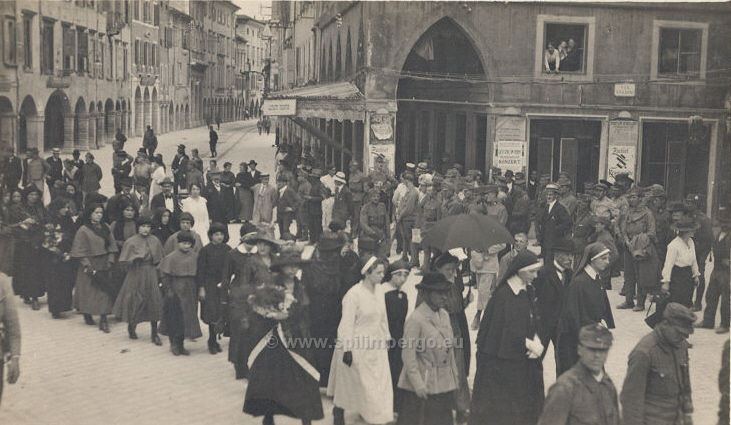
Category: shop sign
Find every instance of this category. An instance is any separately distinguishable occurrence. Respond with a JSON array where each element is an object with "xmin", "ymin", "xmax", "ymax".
[
  {"xmin": 261, "ymin": 99, "xmax": 296, "ymax": 116},
  {"xmin": 493, "ymin": 141, "xmax": 526, "ymax": 173},
  {"xmin": 370, "ymin": 114, "xmax": 393, "ymax": 142},
  {"xmin": 614, "ymin": 83, "xmax": 636, "ymax": 97},
  {"xmin": 496, "ymin": 116, "xmax": 526, "ymax": 142},
  {"xmin": 607, "ymin": 119, "xmax": 639, "ymax": 182}
]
